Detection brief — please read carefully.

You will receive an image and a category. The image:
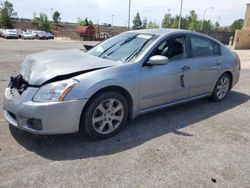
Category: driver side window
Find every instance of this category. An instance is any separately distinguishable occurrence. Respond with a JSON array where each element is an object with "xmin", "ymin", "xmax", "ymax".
[{"xmin": 152, "ymin": 36, "xmax": 187, "ymax": 61}]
